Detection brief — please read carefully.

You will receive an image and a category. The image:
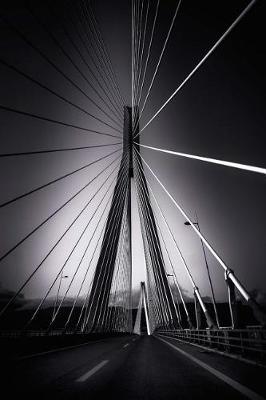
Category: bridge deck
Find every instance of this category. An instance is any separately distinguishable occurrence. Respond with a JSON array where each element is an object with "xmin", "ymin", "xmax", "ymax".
[{"xmin": 2, "ymin": 335, "xmax": 265, "ymax": 400}]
